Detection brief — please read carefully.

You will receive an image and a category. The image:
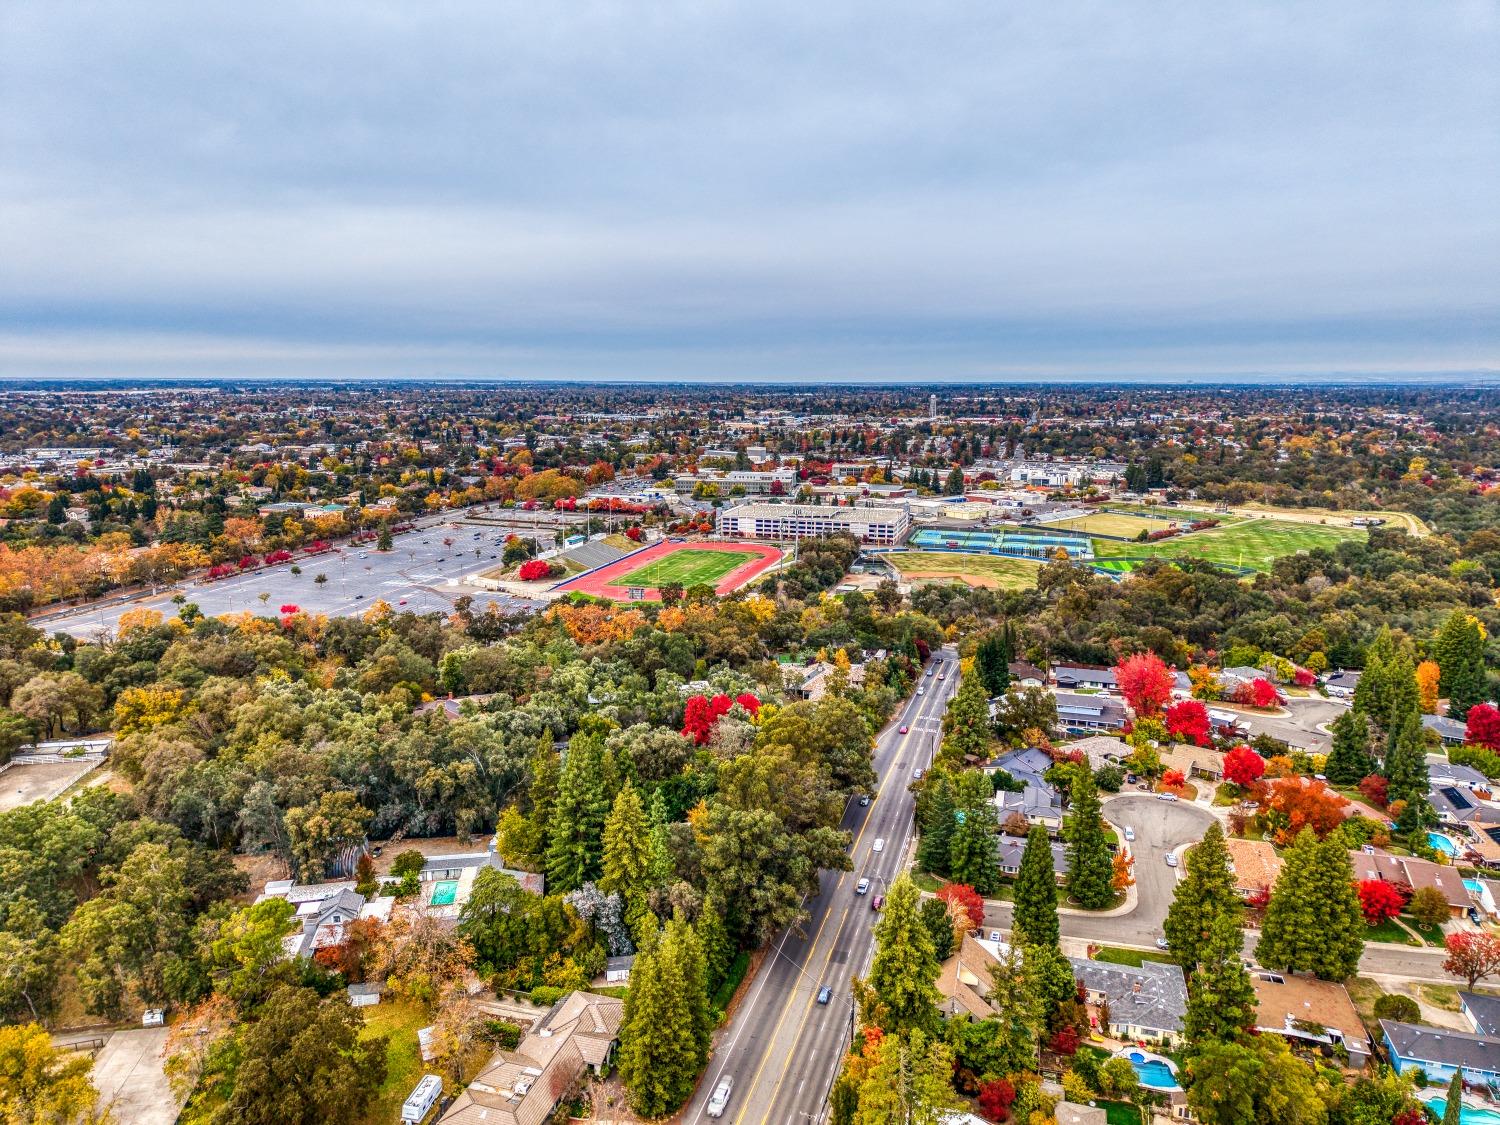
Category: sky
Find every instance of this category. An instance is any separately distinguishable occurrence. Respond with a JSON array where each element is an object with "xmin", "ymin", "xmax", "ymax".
[{"xmin": 1, "ymin": 2, "xmax": 1497, "ymax": 383}]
